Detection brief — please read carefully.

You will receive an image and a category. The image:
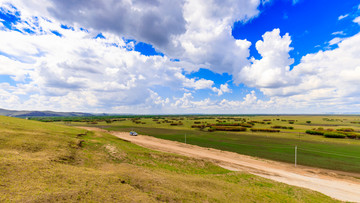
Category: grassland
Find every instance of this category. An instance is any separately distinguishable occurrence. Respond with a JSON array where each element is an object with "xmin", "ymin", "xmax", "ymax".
[
  {"xmin": 0, "ymin": 116, "xmax": 338, "ymax": 202},
  {"xmin": 68, "ymin": 115, "xmax": 360, "ymax": 173}
]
